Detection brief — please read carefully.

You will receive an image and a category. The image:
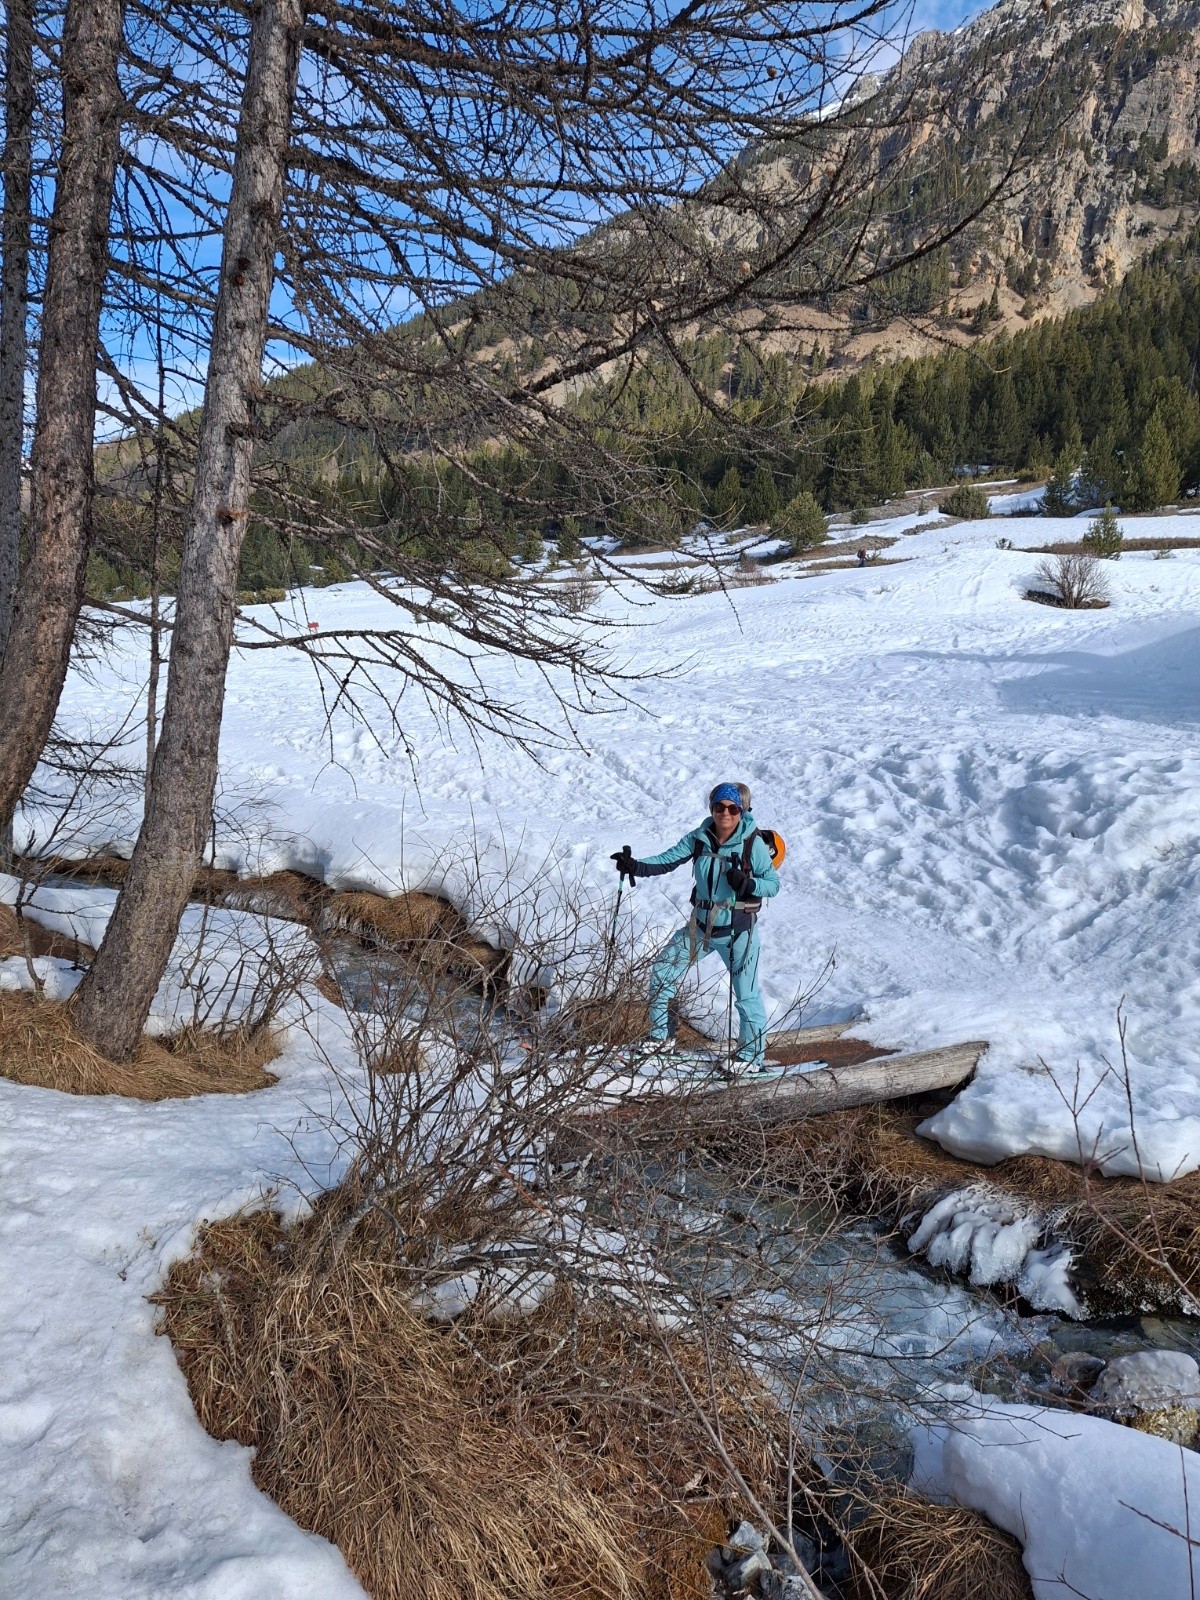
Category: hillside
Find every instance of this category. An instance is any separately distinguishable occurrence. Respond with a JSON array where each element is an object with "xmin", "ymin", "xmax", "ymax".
[{"xmin": 723, "ymin": 0, "xmax": 1200, "ymax": 372}]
